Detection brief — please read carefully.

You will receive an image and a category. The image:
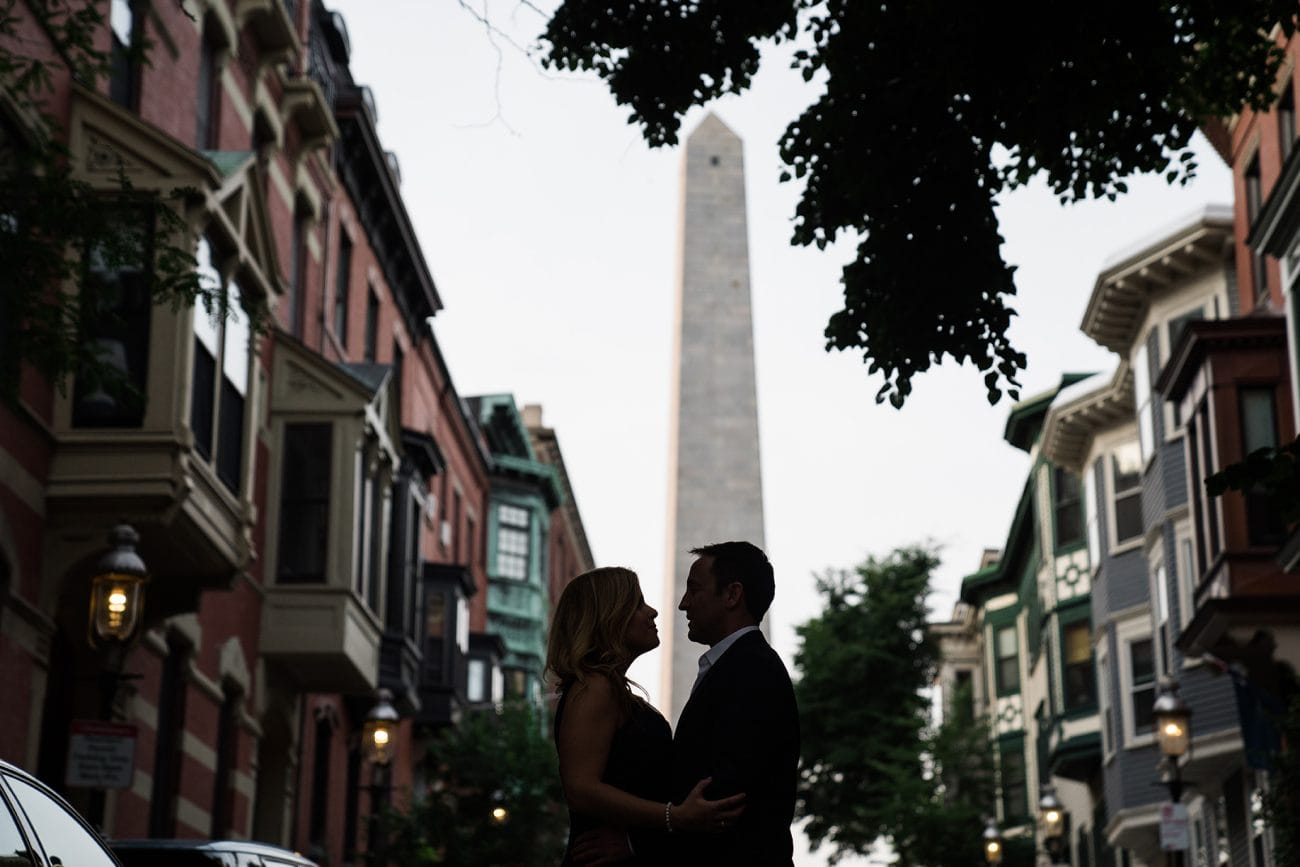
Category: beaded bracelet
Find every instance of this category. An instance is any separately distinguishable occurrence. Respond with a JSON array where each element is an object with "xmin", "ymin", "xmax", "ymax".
[{"xmin": 665, "ymin": 801, "xmax": 674, "ymax": 834}]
